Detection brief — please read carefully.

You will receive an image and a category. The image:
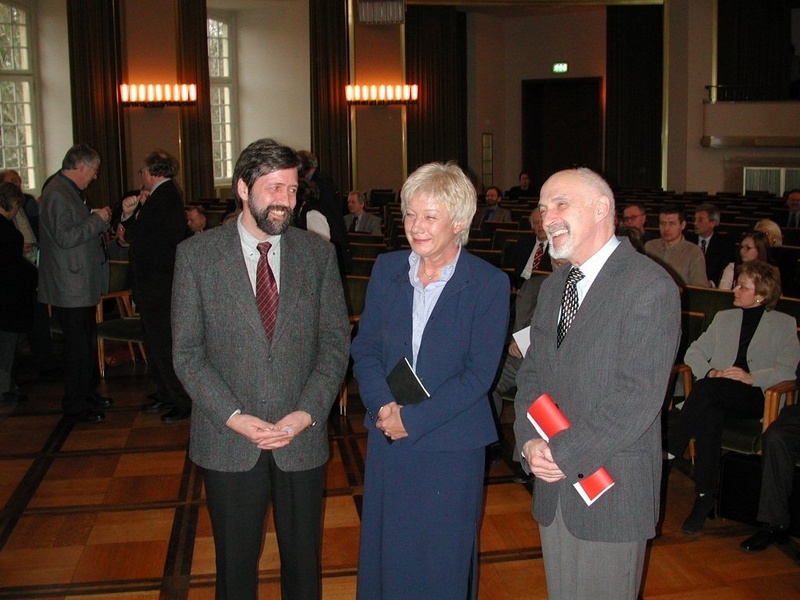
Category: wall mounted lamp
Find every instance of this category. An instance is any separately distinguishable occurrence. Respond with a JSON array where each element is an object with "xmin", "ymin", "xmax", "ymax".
[
  {"xmin": 345, "ymin": 84, "xmax": 419, "ymax": 104},
  {"xmin": 119, "ymin": 83, "xmax": 197, "ymax": 107}
]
